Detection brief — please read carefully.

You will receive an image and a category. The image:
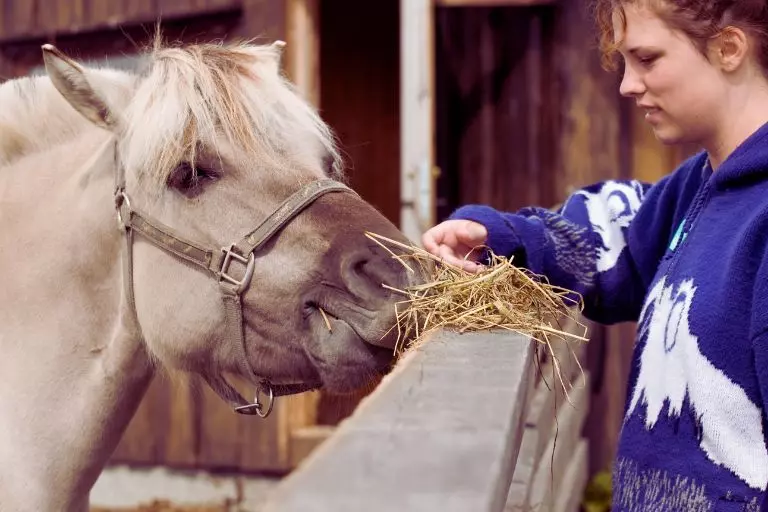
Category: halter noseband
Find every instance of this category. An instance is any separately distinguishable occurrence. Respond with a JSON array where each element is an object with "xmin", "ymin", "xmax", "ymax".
[{"xmin": 112, "ymin": 141, "xmax": 355, "ymax": 418}]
